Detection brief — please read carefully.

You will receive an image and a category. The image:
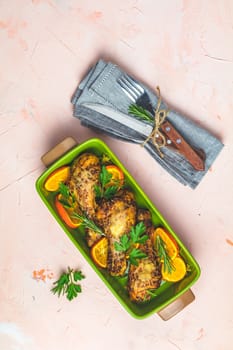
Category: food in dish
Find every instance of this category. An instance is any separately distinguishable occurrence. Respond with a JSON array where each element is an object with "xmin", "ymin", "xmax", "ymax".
[
  {"xmin": 44, "ymin": 152, "xmax": 187, "ymax": 302},
  {"xmin": 44, "ymin": 166, "xmax": 70, "ymax": 191},
  {"xmin": 67, "ymin": 153, "xmax": 100, "ymax": 218},
  {"xmin": 96, "ymin": 189, "xmax": 137, "ymax": 276},
  {"xmin": 128, "ymin": 209, "xmax": 162, "ymax": 302}
]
